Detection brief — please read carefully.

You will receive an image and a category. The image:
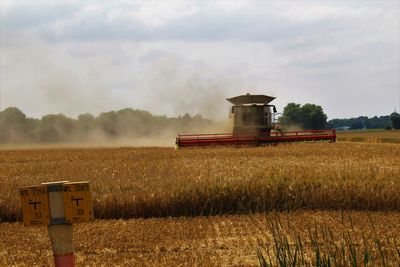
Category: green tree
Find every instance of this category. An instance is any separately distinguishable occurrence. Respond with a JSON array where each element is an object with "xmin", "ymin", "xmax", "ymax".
[
  {"xmin": 279, "ymin": 103, "xmax": 302, "ymax": 127},
  {"xmin": 115, "ymin": 108, "xmax": 154, "ymax": 136},
  {"xmin": 75, "ymin": 113, "xmax": 96, "ymax": 140},
  {"xmin": 96, "ymin": 111, "xmax": 117, "ymax": 137},
  {"xmin": 390, "ymin": 112, "xmax": 400, "ymax": 129},
  {"xmin": 0, "ymin": 107, "xmax": 33, "ymax": 143},
  {"xmin": 300, "ymin": 103, "xmax": 328, "ymax": 130},
  {"xmin": 279, "ymin": 103, "xmax": 327, "ymax": 130},
  {"xmin": 38, "ymin": 114, "xmax": 76, "ymax": 142},
  {"xmin": 77, "ymin": 113, "xmax": 95, "ymax": 131},
  {"xmin": 350, "ymin": 120, "xmax": 364, "ymax": 130}
]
